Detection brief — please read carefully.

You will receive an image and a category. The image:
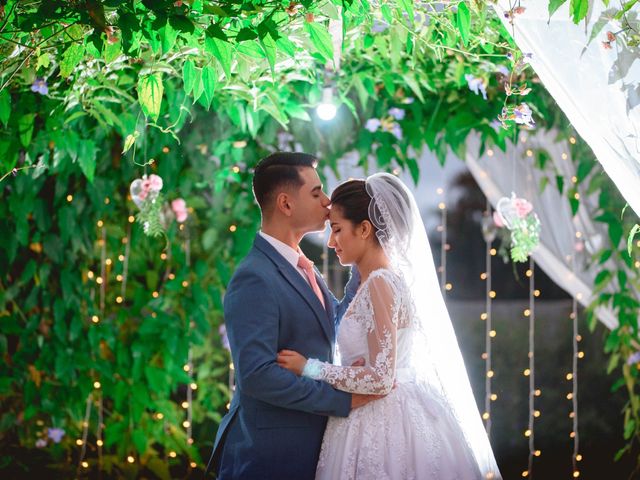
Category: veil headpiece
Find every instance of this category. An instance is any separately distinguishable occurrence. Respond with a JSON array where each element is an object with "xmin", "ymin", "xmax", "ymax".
[{"xmin": 364, "ymin": 173, "xmax": 501, "ymax": 479}]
